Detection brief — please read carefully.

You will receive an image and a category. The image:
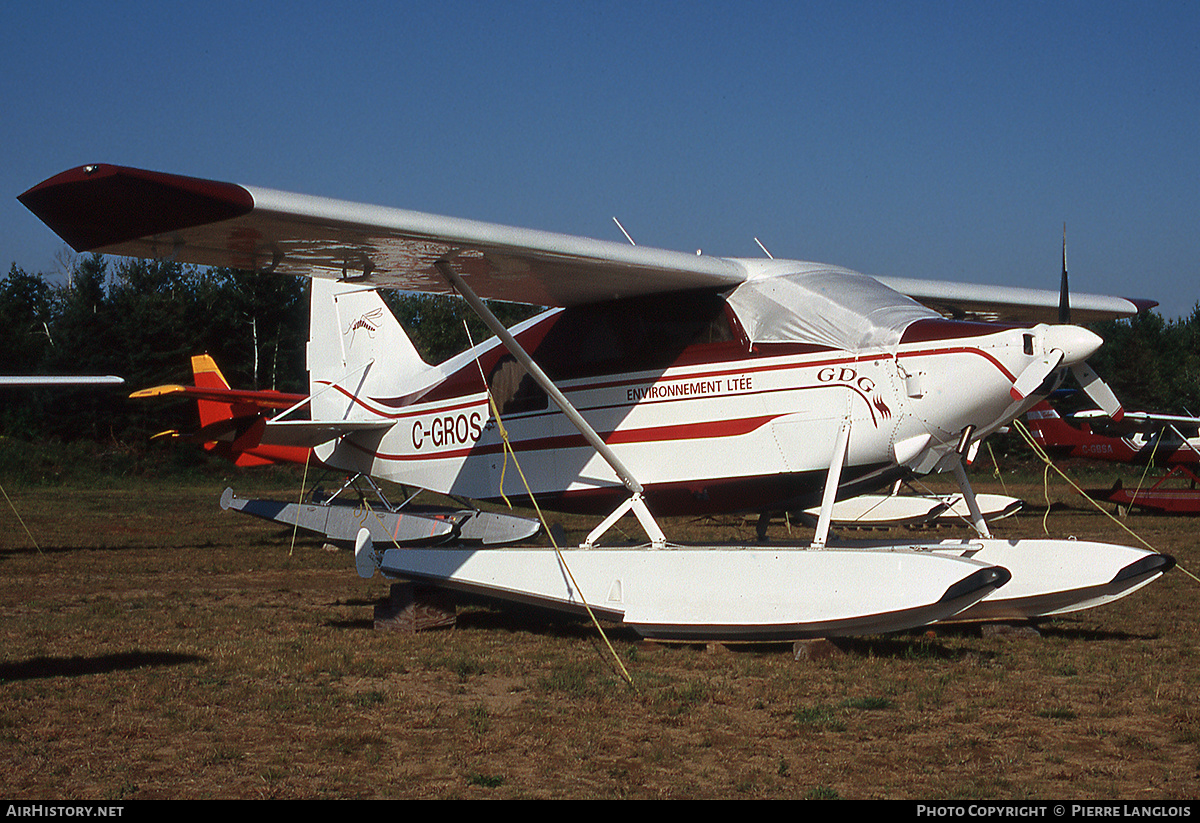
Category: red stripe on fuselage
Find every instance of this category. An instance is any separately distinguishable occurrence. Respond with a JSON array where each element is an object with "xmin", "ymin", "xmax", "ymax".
[
  {"xmin": 318, "ymin": 340, "xmax": 1017, "ymax": 423},
  {"xmin": 348, "ymin": 414, "xmax": 781, "ymax": 463},
  {"xmin": 331, "ymin": 340, "xmax": 1017, "ymax": 467}
]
